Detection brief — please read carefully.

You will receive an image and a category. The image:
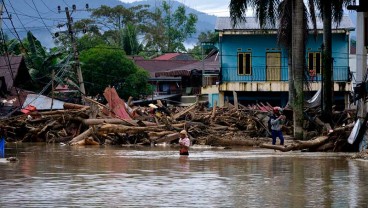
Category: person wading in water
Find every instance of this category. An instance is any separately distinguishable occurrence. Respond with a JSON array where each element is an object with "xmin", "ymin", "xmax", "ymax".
[{"xmin": 178, "ymin": 130, "xmax": 190, "ymax": 156}]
